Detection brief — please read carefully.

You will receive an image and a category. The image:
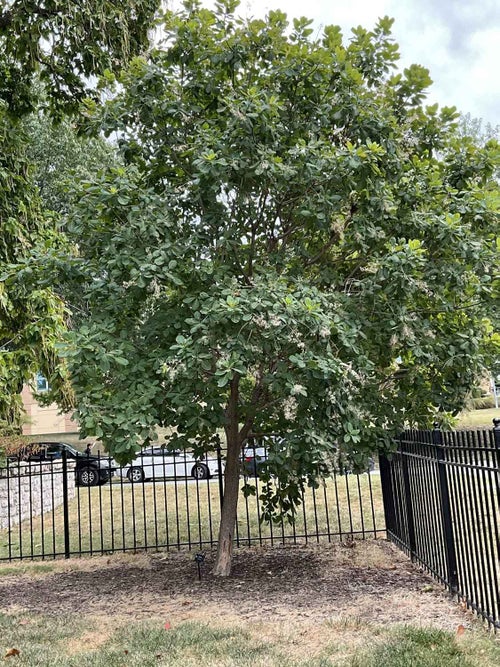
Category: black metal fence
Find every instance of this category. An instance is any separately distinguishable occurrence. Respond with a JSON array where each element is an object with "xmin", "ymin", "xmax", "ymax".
[
  {"xmin": 380, "ymin": 421, "xmax": 500, "ymax": 630},
  {"xmin": 0, "ymin": 441, "xmax": 383, "ymax": 561},
  {"xmin": 3, "ymin": 424, "xmax": 499, "ymax": 628}
]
